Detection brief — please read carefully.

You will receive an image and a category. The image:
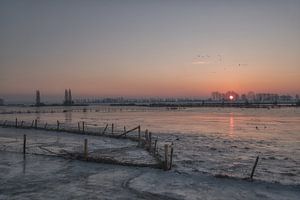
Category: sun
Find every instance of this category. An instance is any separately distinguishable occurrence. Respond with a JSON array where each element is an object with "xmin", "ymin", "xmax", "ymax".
[{"xmin": 229, "ymin": 95, "xmax": 234, "ymax": 100}]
